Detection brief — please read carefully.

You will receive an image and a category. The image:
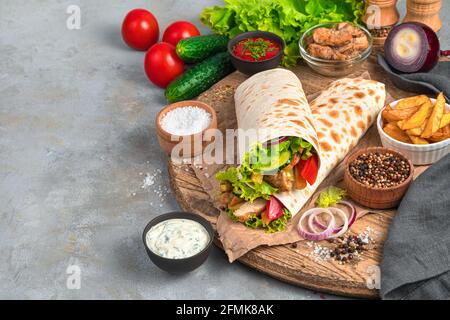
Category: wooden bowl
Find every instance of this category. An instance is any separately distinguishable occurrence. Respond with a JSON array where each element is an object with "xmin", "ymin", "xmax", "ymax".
[
  {"xmin": 343, "ymin": 147, "xmax": 414, "ymax": 209},
  {"xmin": 155, "ymin": 100, "xmax": 217, "ymax": 158}
]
